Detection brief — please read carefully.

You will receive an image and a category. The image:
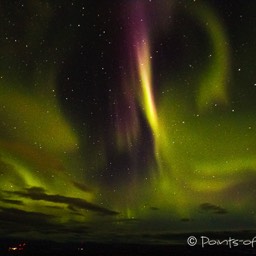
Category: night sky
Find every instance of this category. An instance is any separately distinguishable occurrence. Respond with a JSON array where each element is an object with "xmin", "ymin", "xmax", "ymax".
[{"xmin": 0, "ymin": 0, "xmax": 256, "ymax": 244}]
